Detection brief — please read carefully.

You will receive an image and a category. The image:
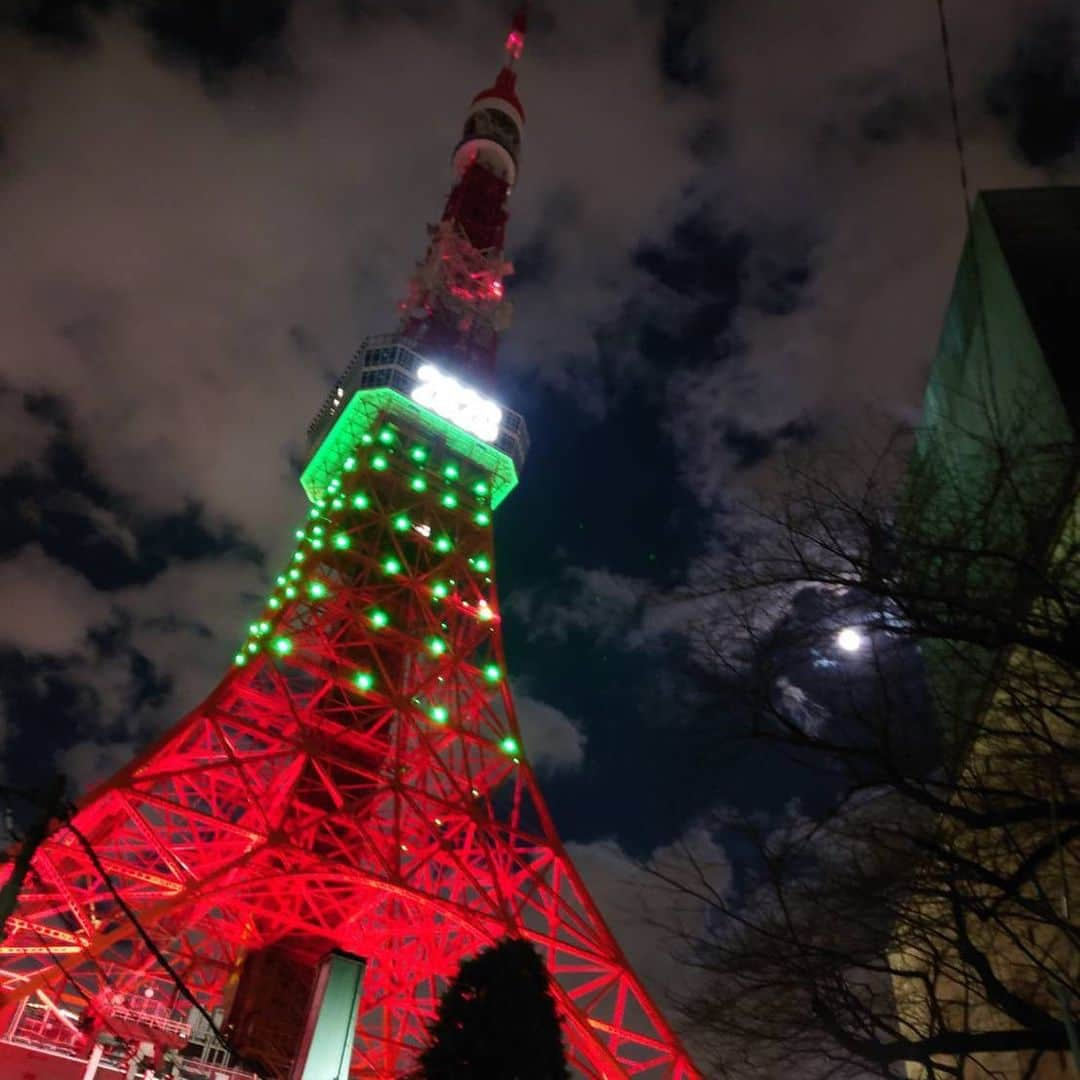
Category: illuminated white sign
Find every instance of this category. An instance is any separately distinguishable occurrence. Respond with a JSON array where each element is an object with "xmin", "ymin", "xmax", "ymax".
[{"xmin": 411, "ymin": 363, "xmax": 502, "ymax": 443}]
